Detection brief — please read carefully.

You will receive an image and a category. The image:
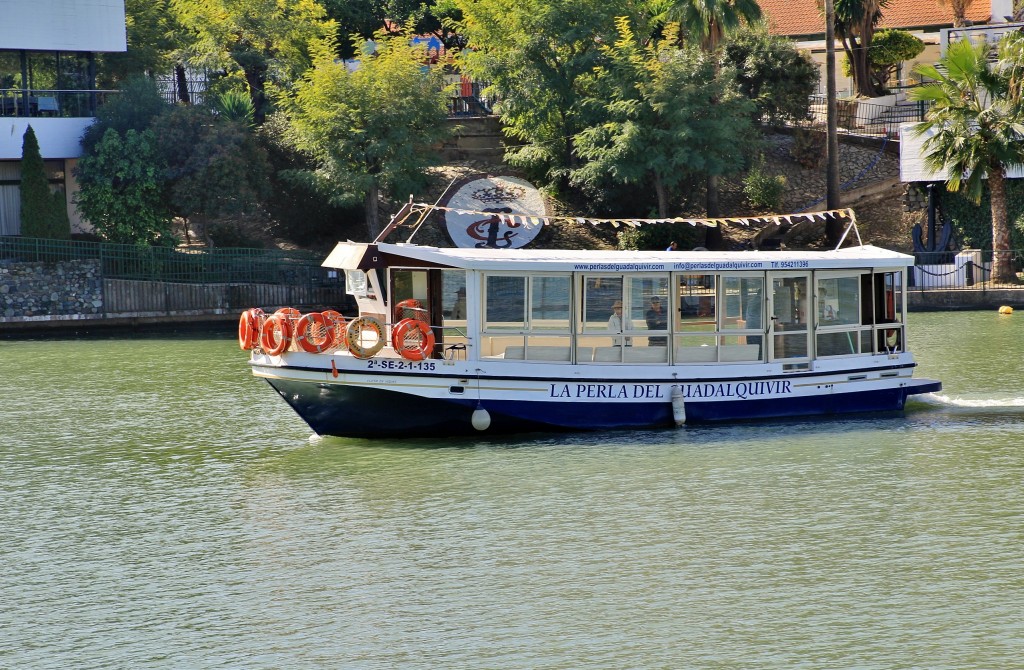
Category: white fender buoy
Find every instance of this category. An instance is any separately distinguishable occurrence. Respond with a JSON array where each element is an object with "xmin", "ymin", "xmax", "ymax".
[
  {"xmin": 471, "ymin": 404, "xmax": 492, "ymax": 431},
  {"xmin": 671, "ymin": 386, "xmax": 686, "ymax": 426}
]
